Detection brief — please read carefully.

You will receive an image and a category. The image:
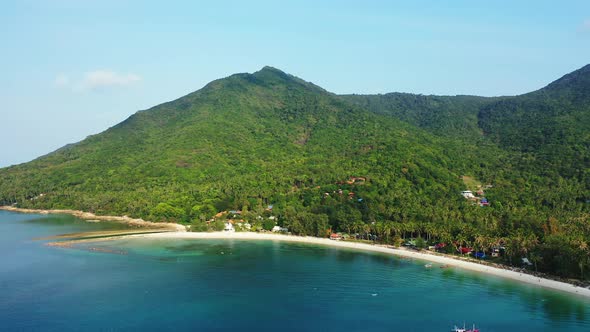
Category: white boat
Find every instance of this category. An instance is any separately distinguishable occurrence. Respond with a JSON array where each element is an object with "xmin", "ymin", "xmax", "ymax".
[{"xmin": 451, "ymin": 323, "xmax": 479, "ymax": 332}]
